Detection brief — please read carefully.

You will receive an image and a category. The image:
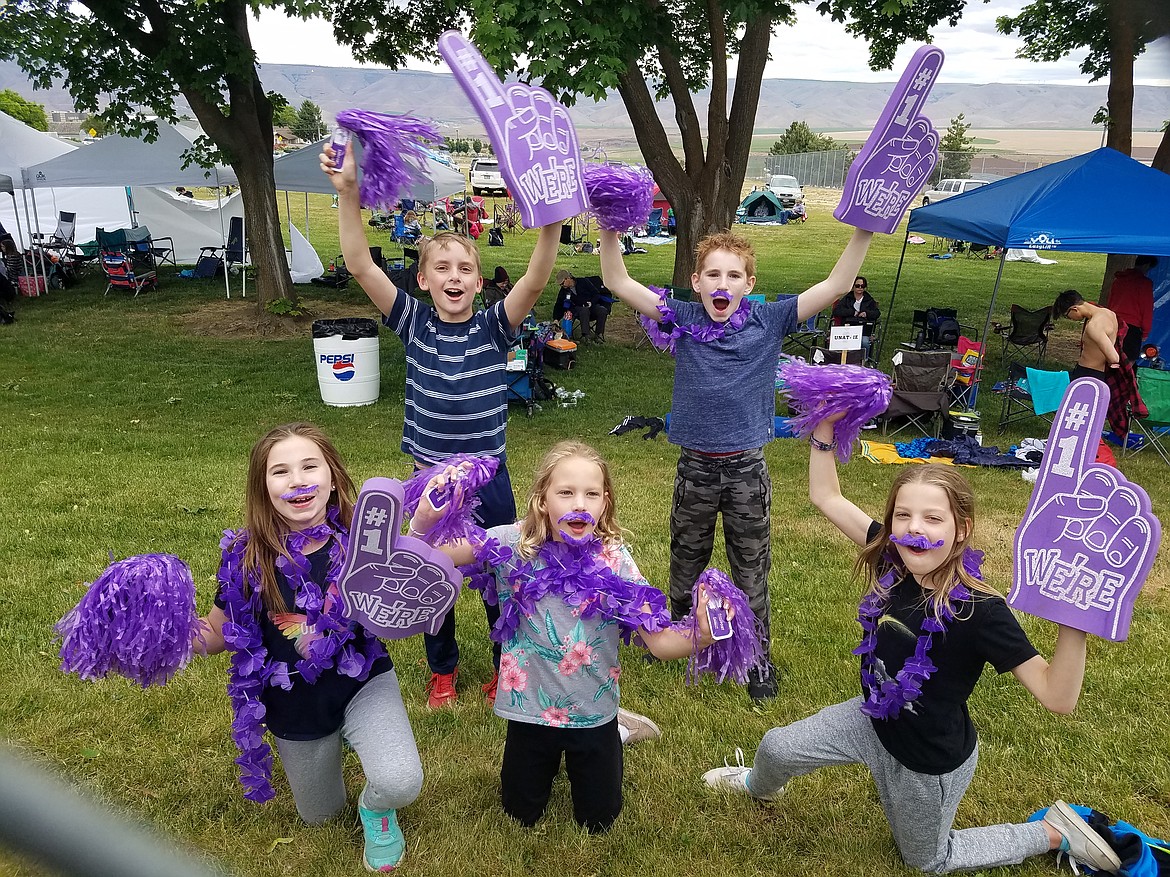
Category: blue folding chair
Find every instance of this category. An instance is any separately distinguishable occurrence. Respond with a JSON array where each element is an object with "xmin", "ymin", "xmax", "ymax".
[{"xmin": 646, "ymin": 208, "xmax": 663, "ymax": 237}]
